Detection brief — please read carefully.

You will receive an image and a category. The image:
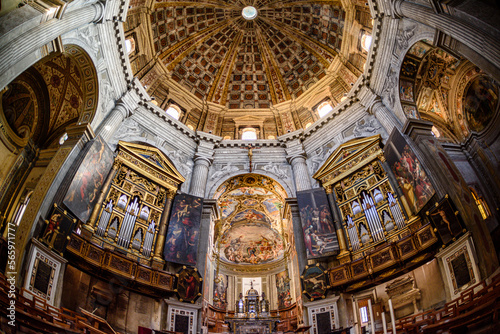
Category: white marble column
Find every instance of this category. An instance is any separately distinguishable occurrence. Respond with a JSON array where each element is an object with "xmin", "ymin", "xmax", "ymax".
[
  {"xmin": 368, "ymin": 298, "xmax": 375, "ymax": 334},
  {"xmin": 0, "ymin": 2, "xmax": 105, "ymax": 90},
  {"xmin": 370, "ymin": 98, "xmax": 403, "ymax": 135},
  {"xmin": 288, "ymin": 154, "xmax": 312, "ymax": 192},
  {"xmin": 388, "ymin": 299, "xmax": 396, "ymax": 334},
  {"xmin": 189, "ymin": 156, "xmax": 212, "ymax": 198},
  {"xmin": 382, "ymin": 311, "xmax": 388, "ymax": 334},
  {"xmin": 96, "ymin": 102, "xmax": 131, "ymax": 142}
]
